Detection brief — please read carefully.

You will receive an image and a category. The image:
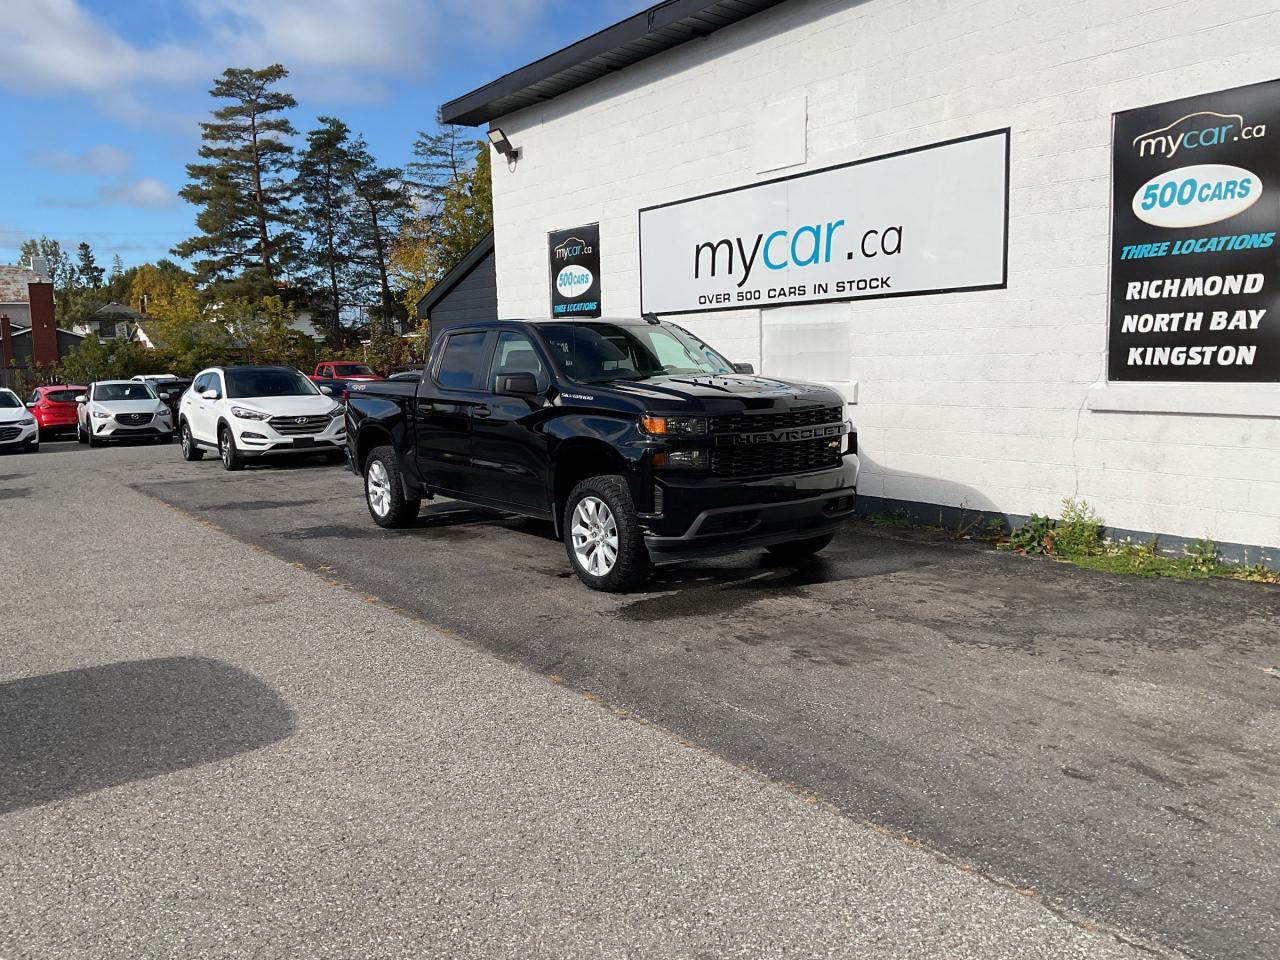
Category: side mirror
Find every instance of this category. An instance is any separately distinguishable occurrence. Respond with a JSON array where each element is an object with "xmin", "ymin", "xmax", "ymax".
[
  {"xmin": 732, "ymin": 362, "xmax": 755, "ymax": 374},
  {"xmin": 319, "ymin": 385, "xmax": 333, "ymax": 395},
  {"xmin": 158, "ymin": 392, "xmax": 171, "ymax": 401},
  {"xmin": 495, "ymin": 372, "xmax": 539, "ymax": 396},
  {"xmin": 201, "ymin": 389, "xmax": 218, "ymax": 400},
  {"xmin": 74, "ymin": 394, "xmax": 87, "ymax": 404}
]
